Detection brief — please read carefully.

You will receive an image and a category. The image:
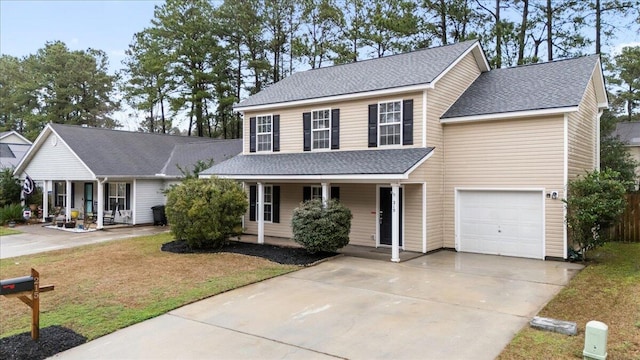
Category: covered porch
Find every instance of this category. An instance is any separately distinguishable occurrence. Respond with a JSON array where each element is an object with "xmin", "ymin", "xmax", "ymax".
[{"xmin": 200, "ymin": 147, "xmax": 434, "ymax": 262}]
